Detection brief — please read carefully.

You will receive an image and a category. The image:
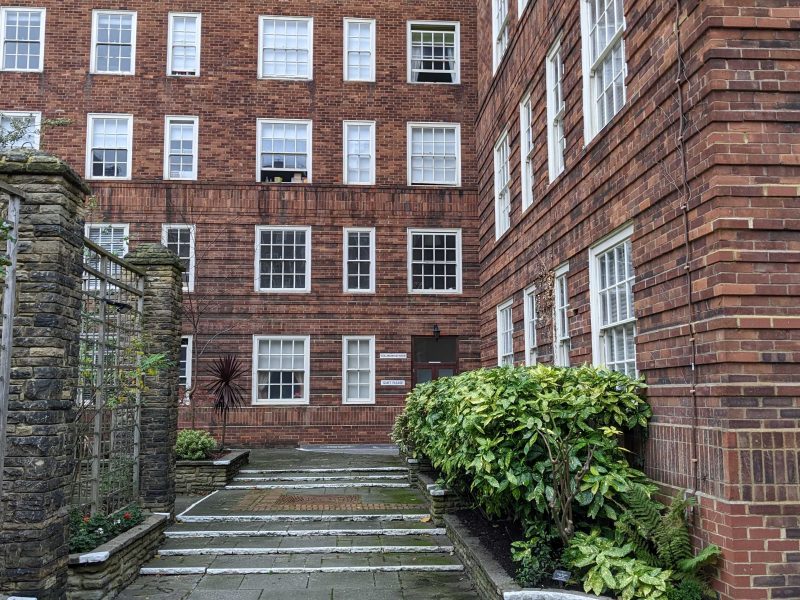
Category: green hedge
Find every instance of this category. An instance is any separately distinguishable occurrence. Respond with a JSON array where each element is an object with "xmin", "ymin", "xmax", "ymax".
[
  {"xmin": 393, "ymin": 364, "xmax": 651, "ymax": 529},
  {"xmin": 393, "ymin": 365, "xmax": 720, "ymax": 599}
]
